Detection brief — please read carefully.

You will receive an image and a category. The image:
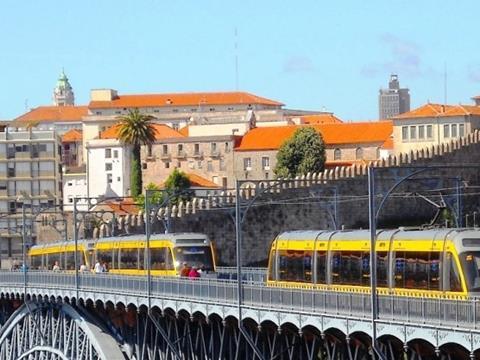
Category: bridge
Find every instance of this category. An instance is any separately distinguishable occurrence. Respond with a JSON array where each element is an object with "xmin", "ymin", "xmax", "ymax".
[{"xmin": 0, "ymin": 270, "xmax": 478, "ymax": 360}]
